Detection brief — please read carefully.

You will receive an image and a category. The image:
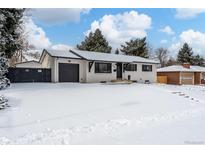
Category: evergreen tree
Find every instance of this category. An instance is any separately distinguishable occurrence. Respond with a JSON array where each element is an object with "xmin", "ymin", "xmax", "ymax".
[
  {"xmin": 192, "ymin": 54, "xmax": 204, "ymax": 66},
  {"xmin": 77, "ymin": 28, "xmax": 112, "ymax": 53},
  {"xmin": 0, "ymin": 9, "xmax": 25, "ymax": 109},
  {"xmin": 0, "ymin": 53, "xmax": 10, "ymax": 110},
  {"xmin": 120, "ymin": 37, "xmax": 149, "ymax": 58},
  {"xmin": 0, "ymin": 53, "xmax": 10, "ymax": 90},
  {"xmin": 0, "ymin": 9, "xmax": 26, "ymax": 59},
  {"xmin": 177, "ymin": 43, "xmax": 194, "ymax": 64}
]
